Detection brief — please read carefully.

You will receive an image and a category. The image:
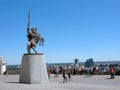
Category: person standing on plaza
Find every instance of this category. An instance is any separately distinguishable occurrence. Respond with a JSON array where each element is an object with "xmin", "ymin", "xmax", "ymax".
[
  {"xmin": 109, "ymin": 67, "xmax": 115, "ymax": 79},
  {"xmin": 47, "ymin": 69, "xmax": 50, "ymax": 79},
  {"xmin": 62, "ymin": 68, "xmax": 67, "ymax": 83},
  {"xmin": 68, "ymin": 70, "xmax": 71, "ymax": 81}
]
